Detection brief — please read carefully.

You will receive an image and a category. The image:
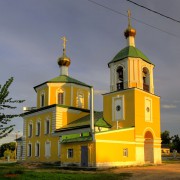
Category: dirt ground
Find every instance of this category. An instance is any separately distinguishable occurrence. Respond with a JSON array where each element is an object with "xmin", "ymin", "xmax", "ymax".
[{"xmin": 108, "ymin": 163, "xmax": 180, "ymax": 180}]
